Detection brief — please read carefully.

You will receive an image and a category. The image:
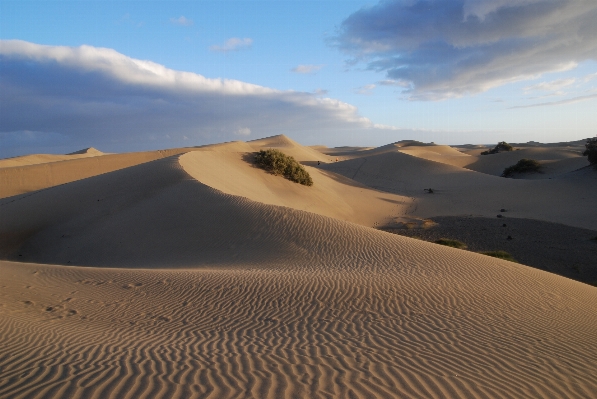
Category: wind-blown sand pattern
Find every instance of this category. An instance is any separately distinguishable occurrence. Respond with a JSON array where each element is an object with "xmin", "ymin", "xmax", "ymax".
[{"xmin": 1, "ymin": 136, "xmax": 596, "ymax": 398}]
